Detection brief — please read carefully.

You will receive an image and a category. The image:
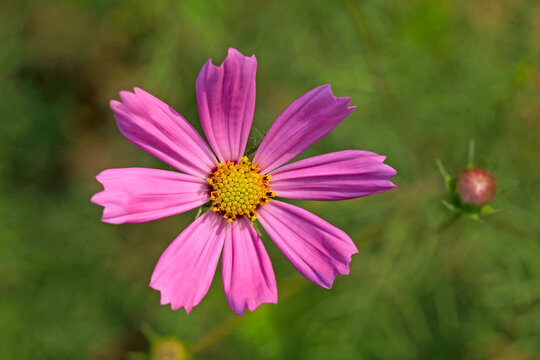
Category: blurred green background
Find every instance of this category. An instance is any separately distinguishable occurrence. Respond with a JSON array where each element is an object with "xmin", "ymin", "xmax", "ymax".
[{"xmin": 1, "ymin": 0, "xmax": 539, "ymax": 359}]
